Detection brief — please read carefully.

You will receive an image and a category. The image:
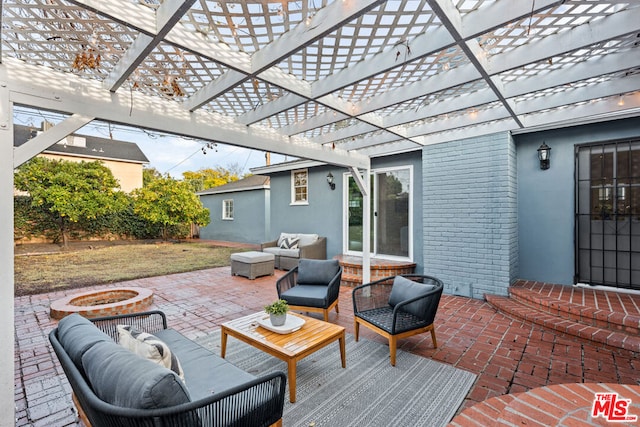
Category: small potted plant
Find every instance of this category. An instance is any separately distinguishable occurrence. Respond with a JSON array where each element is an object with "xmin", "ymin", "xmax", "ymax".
[{"xmin": 264, "ymin": 299, "xmax": 289, "ymax": 326}]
